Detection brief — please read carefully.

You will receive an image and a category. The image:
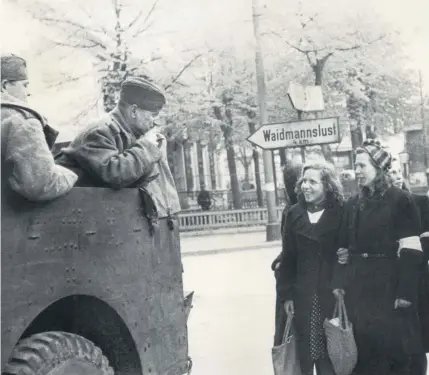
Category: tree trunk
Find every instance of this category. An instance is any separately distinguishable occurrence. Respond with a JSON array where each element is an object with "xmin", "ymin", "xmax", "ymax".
[
  {"xmin": 347, "ymin": 95, "xmax": 365, "ymax": 150},
  {"xmin": 351, "ymin": 126, "xmax": 364, "ymax": 151},
  {"xmin": 248, "ymin": 120, "xmax": 264, "ymax": 207},
  {"xmin": 313, "ymin": 60, "xmax": 334, "ymax": 164},
  {"xmin": 102, "ymin": 51, "xmax": 126, "ymax": 113},
  {"xmin": 272, "ymin": 151, "xmax": 279, "ymax": 206},
  {"xmin": 166, "ymin": 140, "xmax": 176, "ymax": 178},
  {"xmin": 221, "ymin": 121, "xmax": 241, "ymax": 209},
  {"xmin": 183, "ymin": 140, "xmax": 194, "ymax": 192},
  {"xmin": 279, "ymin": 148, "xmax": 287, "ymax": 166},
  {"xmin": 253, "ymin": 149, "xmax": 264, "ymax": 207},
  {"xmin": 226, "ymin": 144, "xmax": 241, "ymax": 209},
  {"xmin": 243, "ymin": 162, "xmax": 250, "ymax": 184},
  {"xmin": 208, "ymin": 142, "xmax": 217, "ymax": 190},
  {"xmin": 196, "ymin": 141, "xmax": 205, "ymax": 189}
]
